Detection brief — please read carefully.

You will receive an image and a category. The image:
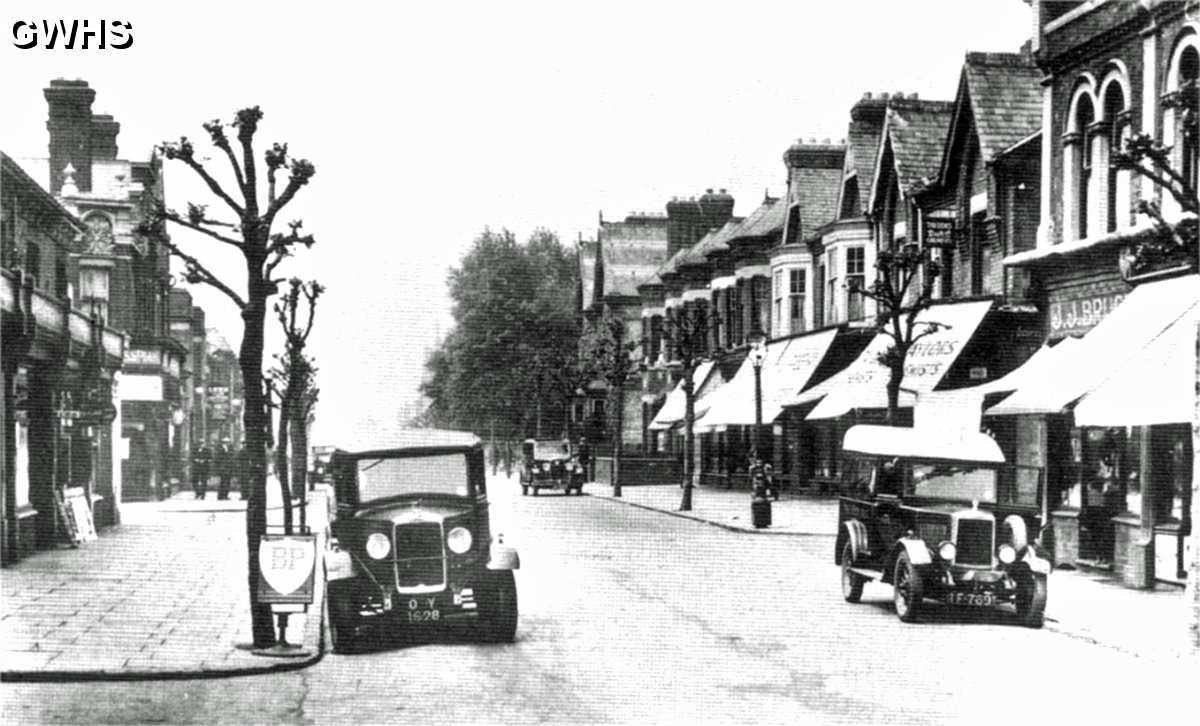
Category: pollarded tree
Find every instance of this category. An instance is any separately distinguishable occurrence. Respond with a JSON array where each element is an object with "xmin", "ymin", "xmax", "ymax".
[
  {"xmin": 585, "ymin": 312, "xmax": 638, "ymax": 498},
  {"xmin": 142, "ymin": 108, "xmax": 316, "ymax": 648},
  {"xmin": 849, "ymin": 245, "xmax": 944, "ymax": 424},
  {"xmin": 274, "ymin": 279, "xmax": 323, "ymax": 504},
  {"xmin": 658, "ymin": 303, "xmax": 718, "ymax": 512}
]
